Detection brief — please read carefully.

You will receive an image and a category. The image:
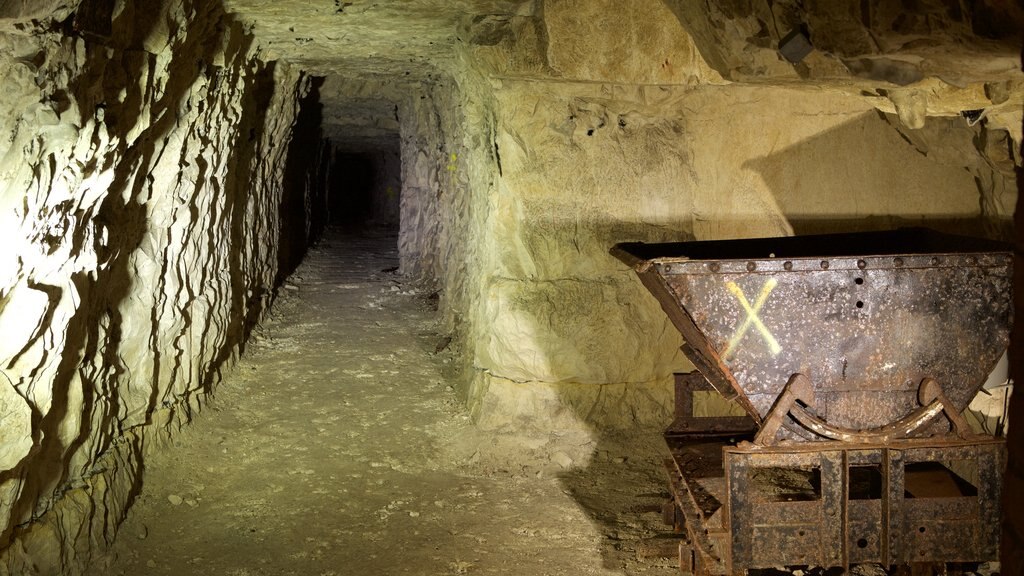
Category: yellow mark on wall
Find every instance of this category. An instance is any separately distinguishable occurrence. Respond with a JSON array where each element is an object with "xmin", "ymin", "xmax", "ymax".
[
  {"xmin": 446, "ymin": 153, "xmax": 458, "ymax": 172},
  {"xmin": 722, "ymin": 278, "xmax": 782, "ymax": 360}
]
